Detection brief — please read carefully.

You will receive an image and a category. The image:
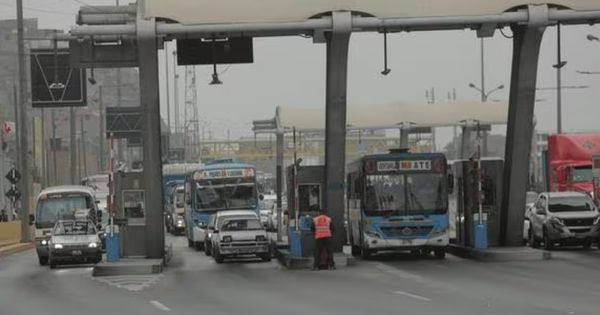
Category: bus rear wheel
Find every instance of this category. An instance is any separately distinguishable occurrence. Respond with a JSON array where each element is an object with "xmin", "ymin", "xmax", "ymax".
[
  {"xmin": 351, "ymin": 245, "xmax": 361, "ymax": 257},
  {"xmin": 434, "ymin": 248, "xmax": 446, "ymax": 259}
]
